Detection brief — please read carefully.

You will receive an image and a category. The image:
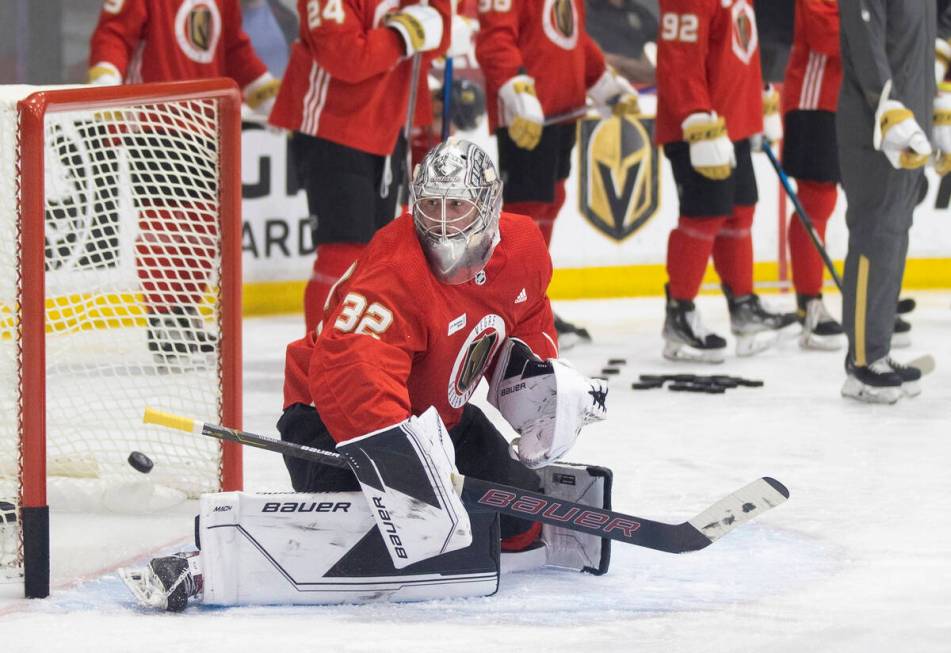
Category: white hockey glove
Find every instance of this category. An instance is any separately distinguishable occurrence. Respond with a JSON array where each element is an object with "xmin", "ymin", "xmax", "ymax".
[
  {"xmin": 88, "ymin": 61, "xmax": 122, "ymax": 86},
  {"xmin": 499, "ymin": 75, "xmax": 544, "ymax": 150},
  {"xmin": 446, "ymin": 14, "xmax": 477, "ymax": 58},
  {"xmin": 761, "ymin": 84, "xmax": 783, "ymax": 144},
  {"xmin": 336, "ymin": 407, "xmax": 471, "ymax": 568},
  {"xmin": 873, "ymin": 82, "xmax": 931, "ymax": 170},
  {"xmin": 488, "ymin": 338, "xmax": 607, "ymax": 469},
  {"xmin": 244, "ymin": 73, "xmax": 281, "ymax": 117},
  {"xmin": 933, "ymin": 85, "xmax": 951, "ymax": 176},
  {"xmin": 937, "ymin": 38, "xmax": 951, "ymax": 85},
  {"xmin": 386, "ymin": 4, "xmax": 444, "ymax": 57},
  {"xmin": 682, "ymin": 111, "xmax": 735, "ymax": 180},
  {"xmin": 587, "ymin": 67, "xmax": 640, "ymax": 117}
]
